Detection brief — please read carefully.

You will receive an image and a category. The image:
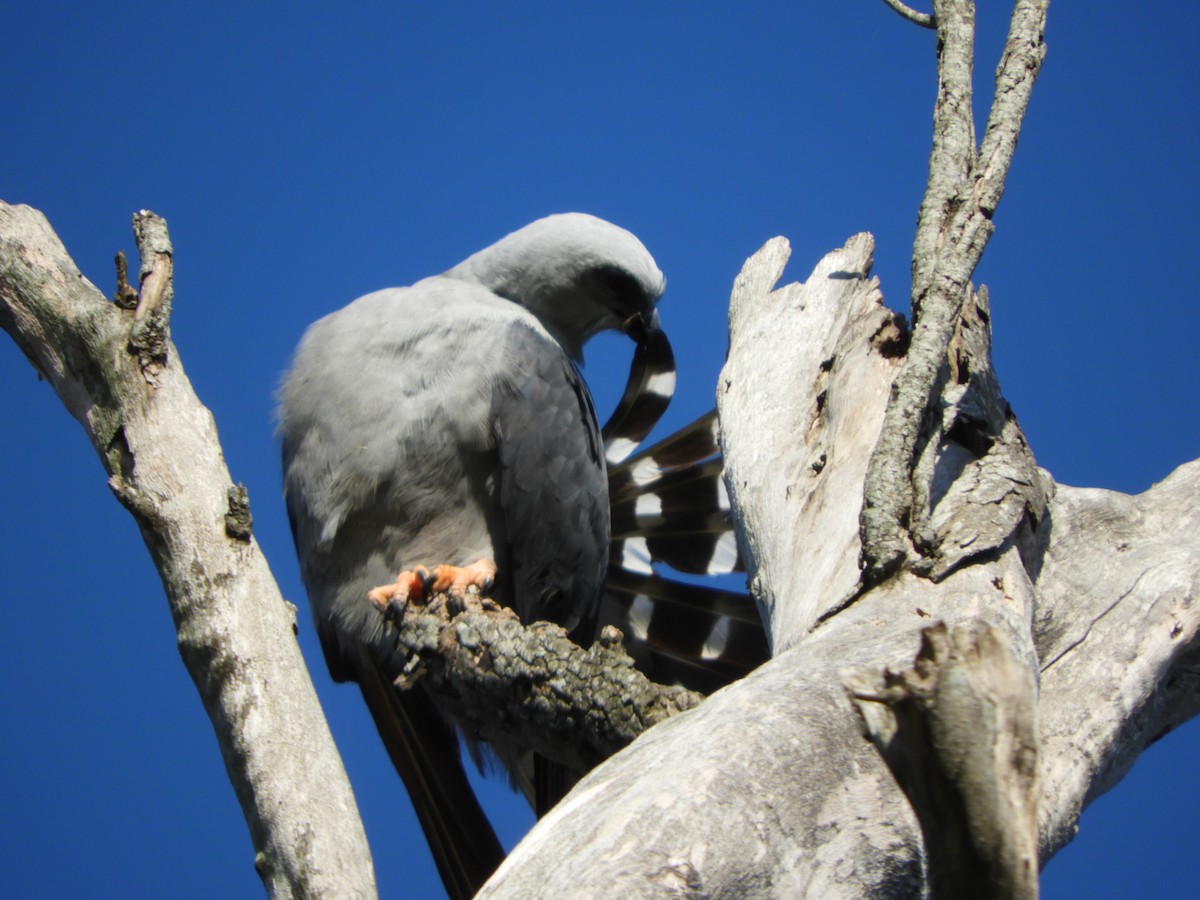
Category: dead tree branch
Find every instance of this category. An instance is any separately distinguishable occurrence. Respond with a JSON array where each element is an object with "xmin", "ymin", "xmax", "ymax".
[
  {"xmin": 0, "ymin": 201, "xmax": 376, "ymax": 900},
  {"xmin": 849, "ymin": 622, "xmax": 1040, "ymax": 900},
  {"xmin": 369, "ymin": 591, "xmax": 702, "ymax": 772},
  {"xmin": 481, "ymin": 226, "xmax": 1198, "ymax": 898},
  {"xmin": 861, "ymin": 0, "xmax": 1049, "ymax": 581},
  {"xmin": 881, "ymin": 0, "xmax": 936, "ymax": 29}
]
